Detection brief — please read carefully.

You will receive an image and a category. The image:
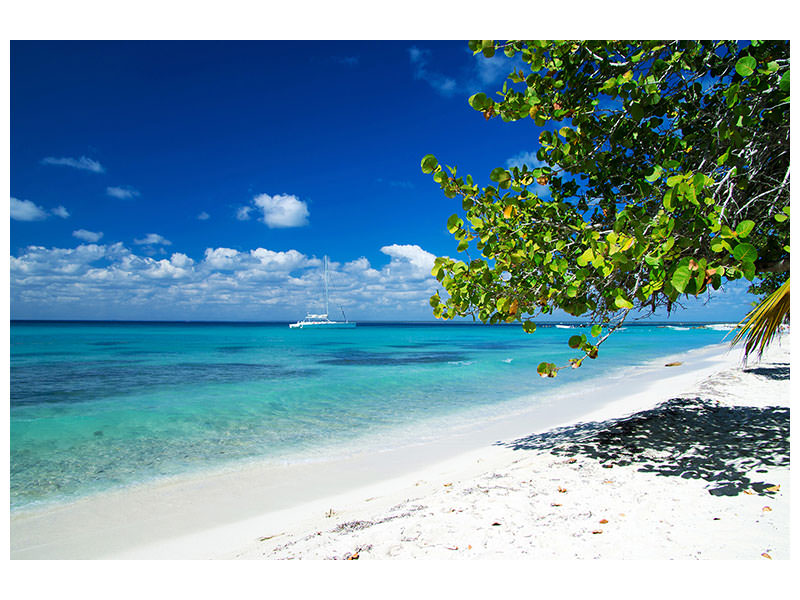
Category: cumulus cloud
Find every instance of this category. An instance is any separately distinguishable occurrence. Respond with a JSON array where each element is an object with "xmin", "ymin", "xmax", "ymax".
[
  {"xmin": 380, "ymin": 244, "xmax": 437, "ymax": 279},
  {"xmin": 107, "ymin": 186, "xmax": 140, "ymax": 199},
  {"xmin": 134, "ymin": 233, "xmax": 172, "ymax": 246},
  {"xmin": 11, "ymin": 197, "xmax": 48, "ymax": 221},
  {"xmin": 10, "ymin": 242, "xmax": 443, "ymax": 321},
  {"xmin": 11, "ymin": 198, "xmax": 71, "ymax": 221},
  {"xmin": 41, "ymin": 156, "xmax": 105, "ymax": 173},
  {"xmin": 236, "ymin": 206, "xmax": 252, "ymax": 221},
  {"xmin": 202, "ymin": 247, "xmax": 240, "ymax": 270},
  {"xmin": 251, "ymin": 193, "xmax": 310, "ymax": 228},
  {"xmin": 197, "ymin": 211, "xmax": 210, "ymax": 221},
  {"xmin": 73, "ymin": 229, "xmax": 104, "ymax": 242}
]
